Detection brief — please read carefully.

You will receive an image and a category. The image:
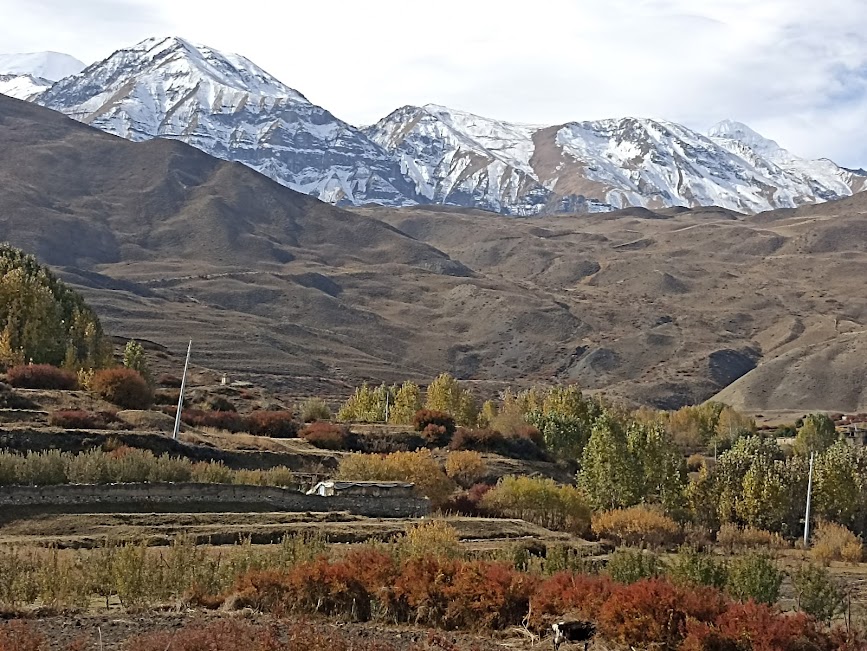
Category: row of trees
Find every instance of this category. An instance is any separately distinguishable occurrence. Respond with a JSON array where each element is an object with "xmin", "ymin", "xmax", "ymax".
[
  {"xmin": 336, "ymin": 373, "xmax": 867, "ymax": 538},
  {"xmin": 0, "ymin": 244, "xmax": 112, "ymax": 370}
]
